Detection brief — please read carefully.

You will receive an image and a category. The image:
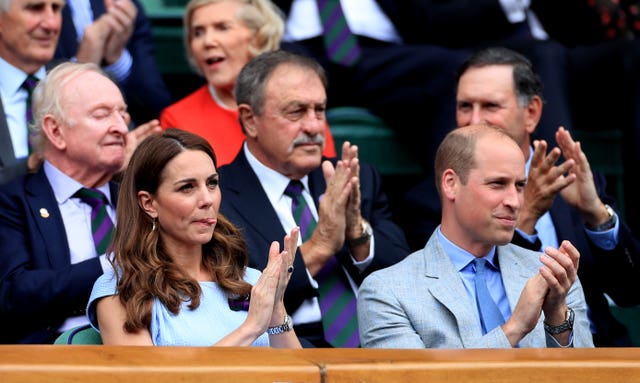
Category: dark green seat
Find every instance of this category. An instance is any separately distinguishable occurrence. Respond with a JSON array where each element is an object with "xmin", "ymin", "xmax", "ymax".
[
  {"xmin": 326, "ymin": 107, "xmax": 422, "ymax": 176},
  {"xmin": 54, "ymin": 324, "xmax": 102, "ymax": 345},
  {"xmin": 609, "ymin": 303, "xmax": 640, "ymax": 346}
]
